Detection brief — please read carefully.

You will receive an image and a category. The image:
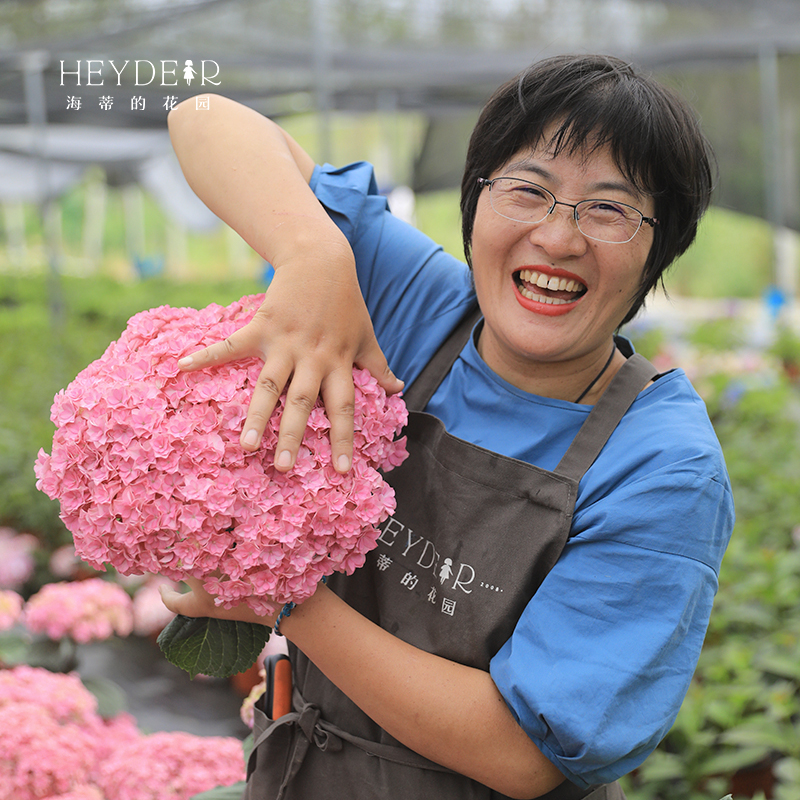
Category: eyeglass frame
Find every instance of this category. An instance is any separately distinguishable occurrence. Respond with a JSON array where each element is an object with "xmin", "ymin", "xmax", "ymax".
[{"xmin": 477, "ymin": 176, "xmax": 659, "ymax": 244}]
